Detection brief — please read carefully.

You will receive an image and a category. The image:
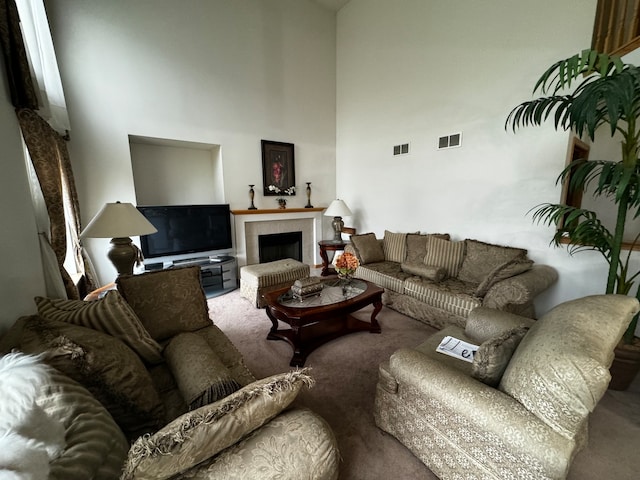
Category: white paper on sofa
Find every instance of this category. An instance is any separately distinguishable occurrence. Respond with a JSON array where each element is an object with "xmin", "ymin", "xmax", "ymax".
[{"xmin": 436, "ymin": 336, "xmax": 479, "ymax": 363}]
